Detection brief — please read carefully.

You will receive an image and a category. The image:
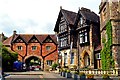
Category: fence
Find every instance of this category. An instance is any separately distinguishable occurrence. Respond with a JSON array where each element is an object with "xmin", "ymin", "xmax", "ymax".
[{"xmin": 79, "ymin": 69, "xmax": 119, "ymax": 76}]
